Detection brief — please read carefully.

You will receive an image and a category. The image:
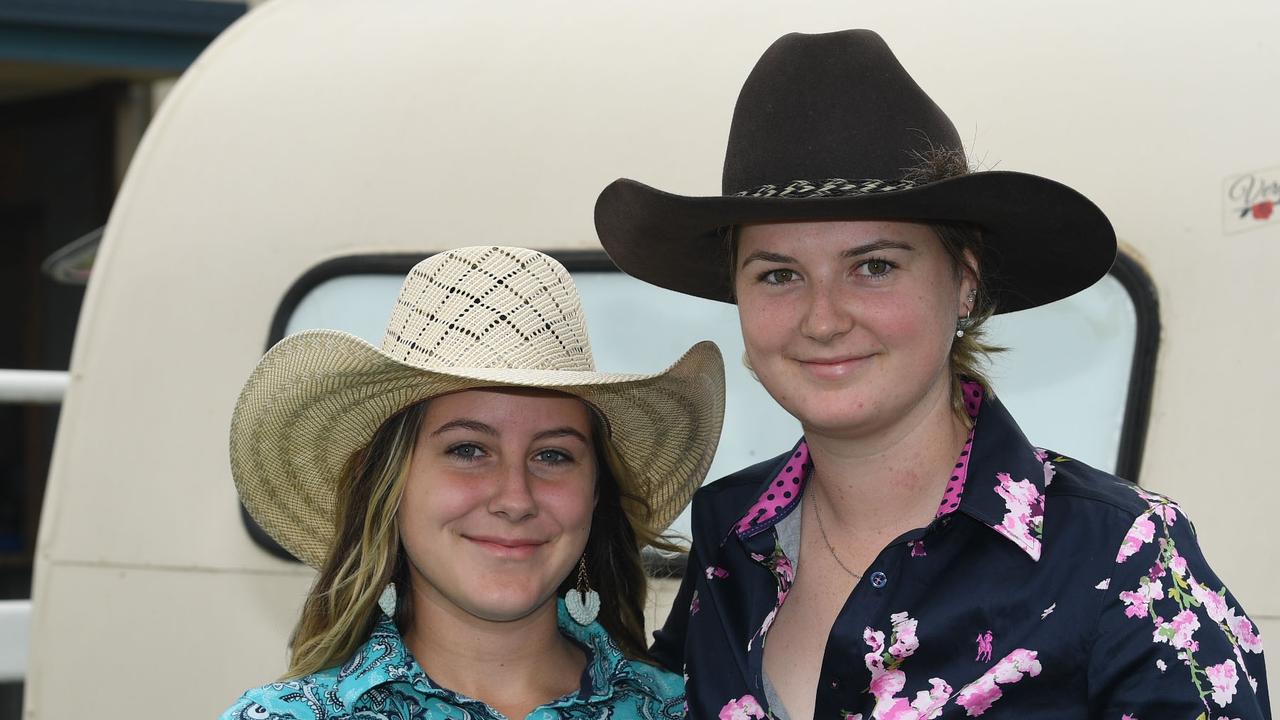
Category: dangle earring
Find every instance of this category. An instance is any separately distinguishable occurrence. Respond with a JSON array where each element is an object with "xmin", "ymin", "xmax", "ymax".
[
  {"xmin": 377, "ymin": 582, "xmax": 398, "ymax": 617},
  {"xmin": 565, "ymin": 556, "xmax": 600, "ymax": 625},
  {"xmin": 956, "ymin": 289, "xmax": 978, "ymax": 338}
]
